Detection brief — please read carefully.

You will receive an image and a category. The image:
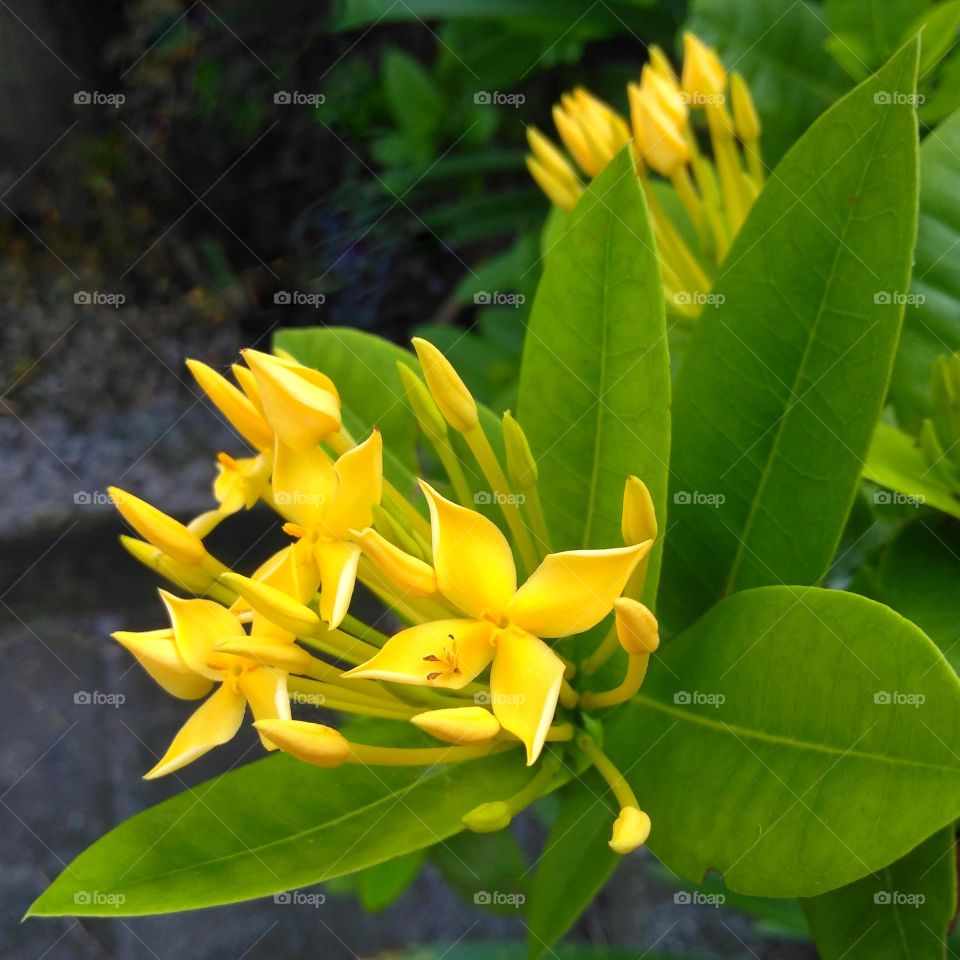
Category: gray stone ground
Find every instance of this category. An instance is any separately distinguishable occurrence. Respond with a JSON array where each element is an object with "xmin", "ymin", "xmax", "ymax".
[{"xmin": 0, "ymin": 314, "xmax": 815, "ymax": 960}]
